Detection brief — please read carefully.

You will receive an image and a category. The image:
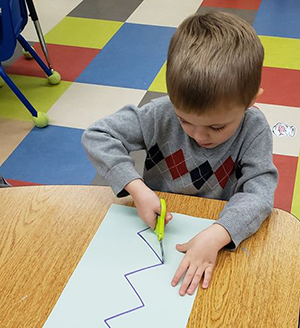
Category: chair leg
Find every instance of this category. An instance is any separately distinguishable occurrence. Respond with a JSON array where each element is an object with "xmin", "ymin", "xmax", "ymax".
[
  {"xmin": 17, "ymin": 34, "xmax": 52, "ymax": 77},
  {"xmin": 0, "ymin": 65, "xmax": 38, "ymax": 117}
]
